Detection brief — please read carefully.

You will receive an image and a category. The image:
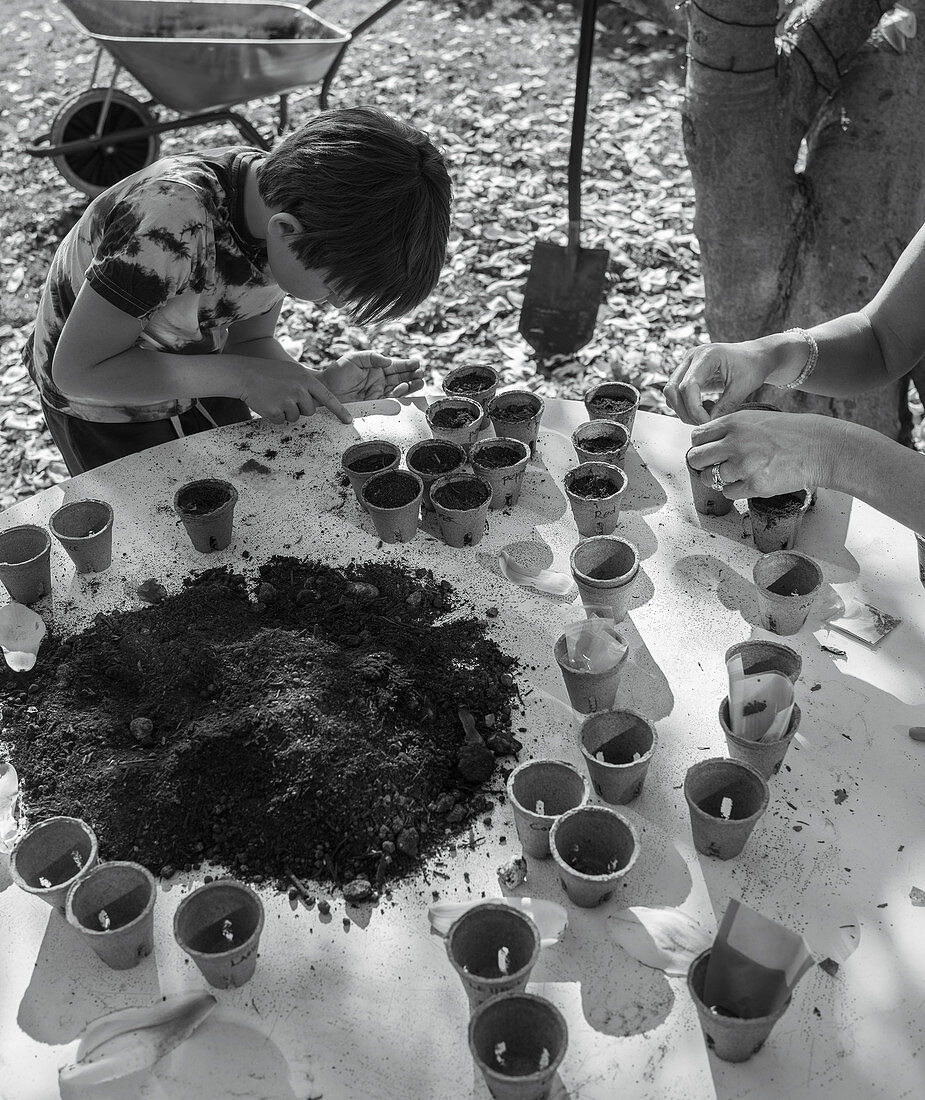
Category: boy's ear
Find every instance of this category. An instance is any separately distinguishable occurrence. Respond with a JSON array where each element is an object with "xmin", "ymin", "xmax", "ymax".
[{"xmin": 267, "ymin": 212, "xmax": 304, "ymax": 239}]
